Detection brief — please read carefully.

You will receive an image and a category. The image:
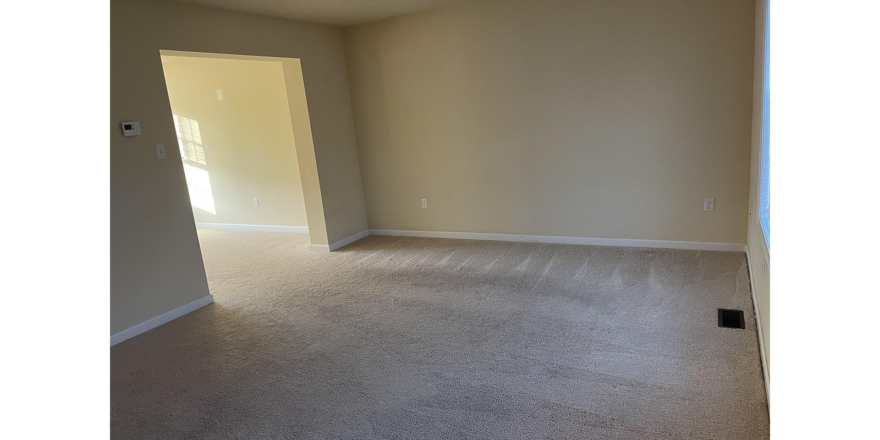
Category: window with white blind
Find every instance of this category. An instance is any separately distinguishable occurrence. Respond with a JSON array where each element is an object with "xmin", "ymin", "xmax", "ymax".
[{"xmin": 759, "ymin": 3, "xmax": 771, "ymax": 247}]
